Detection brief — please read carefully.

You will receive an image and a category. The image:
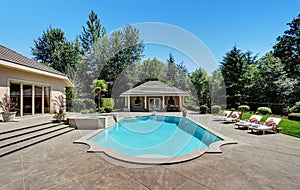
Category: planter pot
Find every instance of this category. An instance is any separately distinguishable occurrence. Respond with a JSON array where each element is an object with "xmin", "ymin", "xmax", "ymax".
[
  {"xmin": 1, "ymin": 112, "xmax": 17, "ymax": 122},
  {"xmin": 182, "ymin": 111, "xmax": 187, "ymax": 117},
  {"xmin": 53, "ymin": 115, "xmax": 65, "ymax": 122}
]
